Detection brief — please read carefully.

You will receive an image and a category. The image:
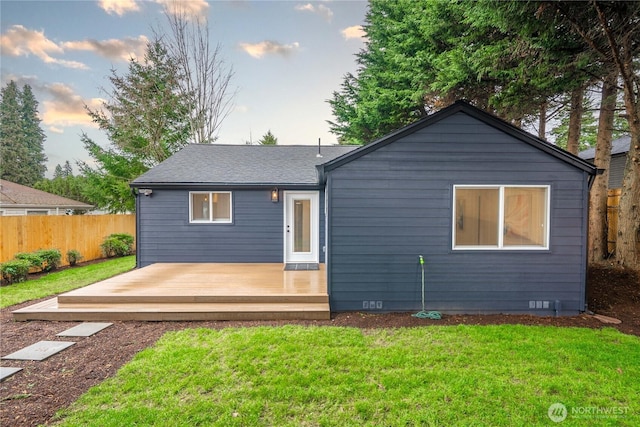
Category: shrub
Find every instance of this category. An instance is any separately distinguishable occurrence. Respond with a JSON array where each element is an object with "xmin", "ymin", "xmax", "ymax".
[
  {"xmin": 15, "ymin": 252, "xmax": 45, "ymax": 271},
  {"xmin": 1, "ymin": 259, "xmax": 31, "ymax": 284},
  {"xmin": 35, "ymin": 249, "xmax": 62, "ymax": 272},
  {"xmin": 67, "ymin": 249, "xmax": 83, "ymax": 266},
  {"xmin": 100, "ymin": 233, "xmax": 135, "ymax": 258}
]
